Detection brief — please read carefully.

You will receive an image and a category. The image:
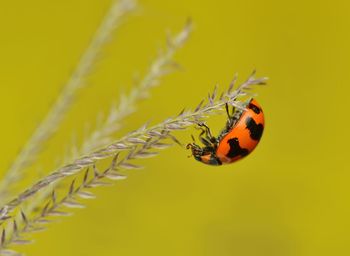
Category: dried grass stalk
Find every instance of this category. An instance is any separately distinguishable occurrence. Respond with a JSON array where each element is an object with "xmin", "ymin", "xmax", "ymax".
[
  {"xmin": 0, "ymin": 0, "xmax": 136, "ymax": 206},
  {"xmin": 20, "ymin": 20, "xmax": 192, "ymax": 227},
  {"xmin": 81, "ymin": 19, "xmax": 192, "ymax": 154},
  {"xmin": 0, "ymin": 72, "xmax": 267, "ymax": 255}
]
